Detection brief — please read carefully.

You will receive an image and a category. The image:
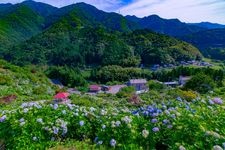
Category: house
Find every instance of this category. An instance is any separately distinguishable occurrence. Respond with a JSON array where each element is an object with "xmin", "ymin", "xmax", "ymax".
[
  {"xmin": 106, "ymin": 85, "xmax": 127, "ymax": 94},
  {"xmin": 127, "ymin": 79, "xmax": 148, "ymax": 94},
  {"xmin": 179, "ymin": 76, "xmax": 192, "ymax": 86},
  {"xmin": 163, "ymin": 81, "xmax": 179, "ymax": 87},
  {"xmin": 53, "ymin": 92, "xmax": 70, "ymax": 103},
  {"xmin": 101, "ymin": 85, "xmax": 111, "ymax": 92},
  {"xmin": 89, "ymin": 85, "xmax": 101, "ymax": 93}
]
